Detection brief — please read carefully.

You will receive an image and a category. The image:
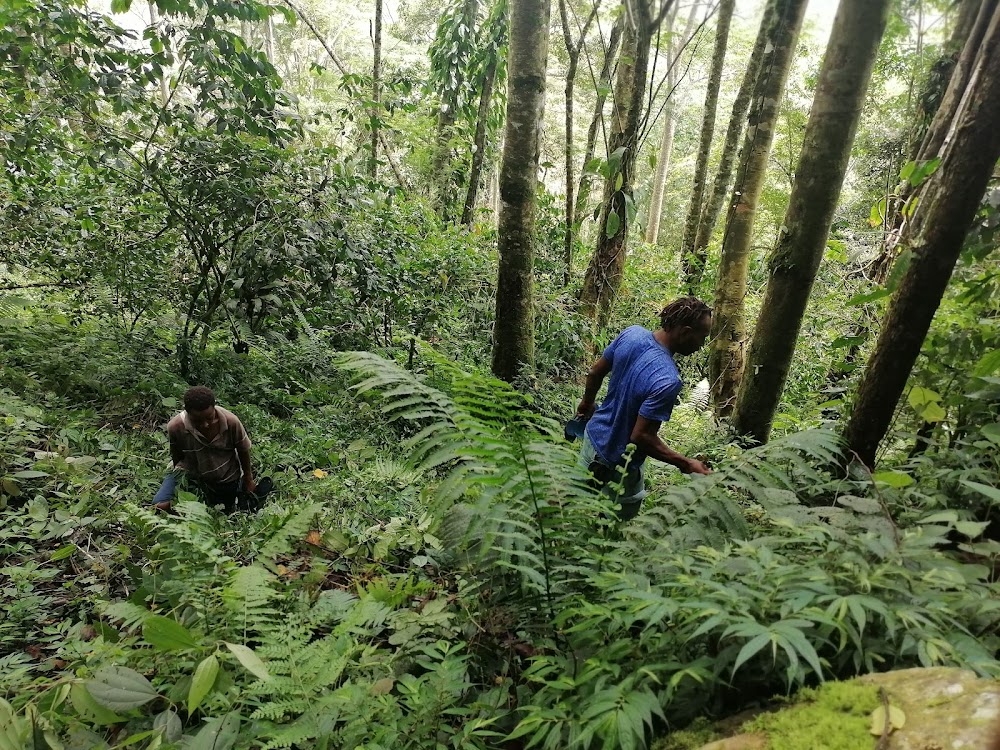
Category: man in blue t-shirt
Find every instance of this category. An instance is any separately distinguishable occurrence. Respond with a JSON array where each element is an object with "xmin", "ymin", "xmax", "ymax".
[{"xmin": 577, "ymin": 297, "xmax": 712, "ymax": 519}]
